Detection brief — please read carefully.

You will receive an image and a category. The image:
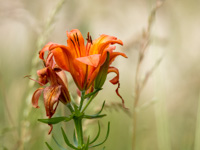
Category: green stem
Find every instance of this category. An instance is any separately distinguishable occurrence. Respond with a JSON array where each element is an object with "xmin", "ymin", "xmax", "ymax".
[
  {"xmin": 79, "ymin": 91, "xmax": 86, "ymax": 111},
  {"xmin": 74, "ymin": 118, "xmax": 83, "ymax": 148},
  {"xmin": 66, "ymin": 103, "xmax": 74, "ymax": 113},
  {"xmin": 81, "ymin": 94, "xmax": 96, "ymax": 113}
]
